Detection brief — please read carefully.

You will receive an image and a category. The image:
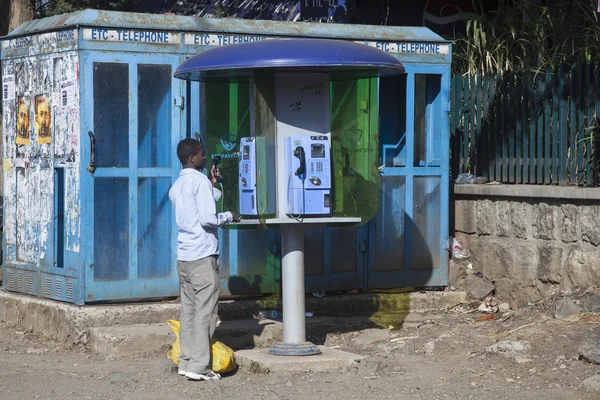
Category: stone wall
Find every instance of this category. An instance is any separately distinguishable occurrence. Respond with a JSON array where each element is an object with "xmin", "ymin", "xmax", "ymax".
[{"xmin": 452, "ymin": 185, "xmax": 600, "ymax": 307}]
